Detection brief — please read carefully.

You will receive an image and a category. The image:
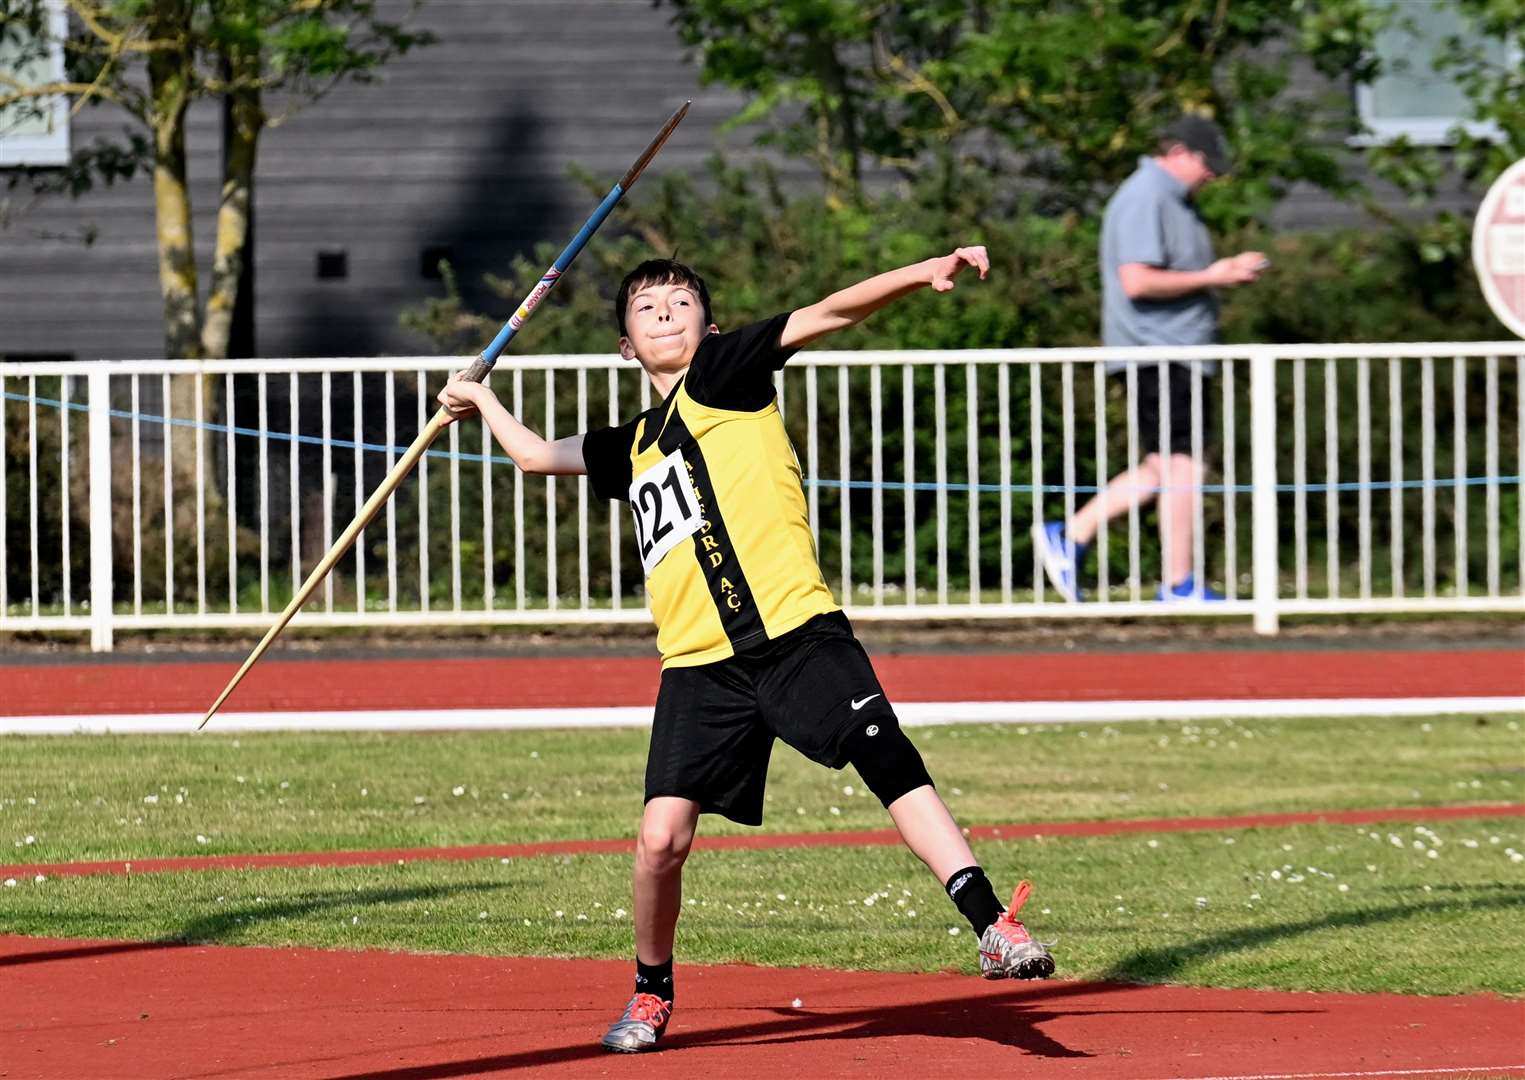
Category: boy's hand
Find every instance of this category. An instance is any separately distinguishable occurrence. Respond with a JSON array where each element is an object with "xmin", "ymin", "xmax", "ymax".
[
  {"xmin": 929, "ymin": 245, "xmax": 990, "ymax": 292},
  {"xmin": 436, "ymin": 373, "xmax": 486, "ymax": 426}
]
